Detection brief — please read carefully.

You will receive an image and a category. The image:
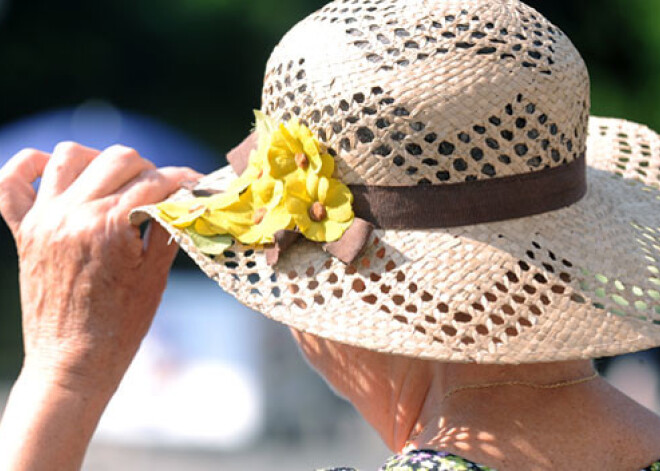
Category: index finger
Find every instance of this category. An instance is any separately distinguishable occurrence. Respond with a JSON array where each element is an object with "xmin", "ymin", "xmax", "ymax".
[{"xmin": 0, "ymin": 149, "xmax": 50, "ymax": 235}]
